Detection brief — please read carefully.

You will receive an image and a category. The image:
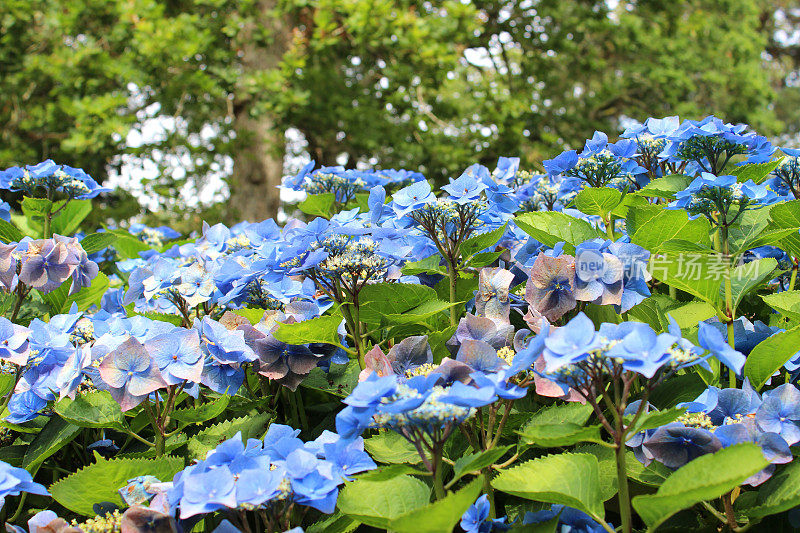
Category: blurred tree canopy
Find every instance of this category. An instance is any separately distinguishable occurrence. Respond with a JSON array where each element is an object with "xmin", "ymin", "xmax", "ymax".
[{"xmin": 0, "ymin": 0, "xmax": 797, "ymax": 228}]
